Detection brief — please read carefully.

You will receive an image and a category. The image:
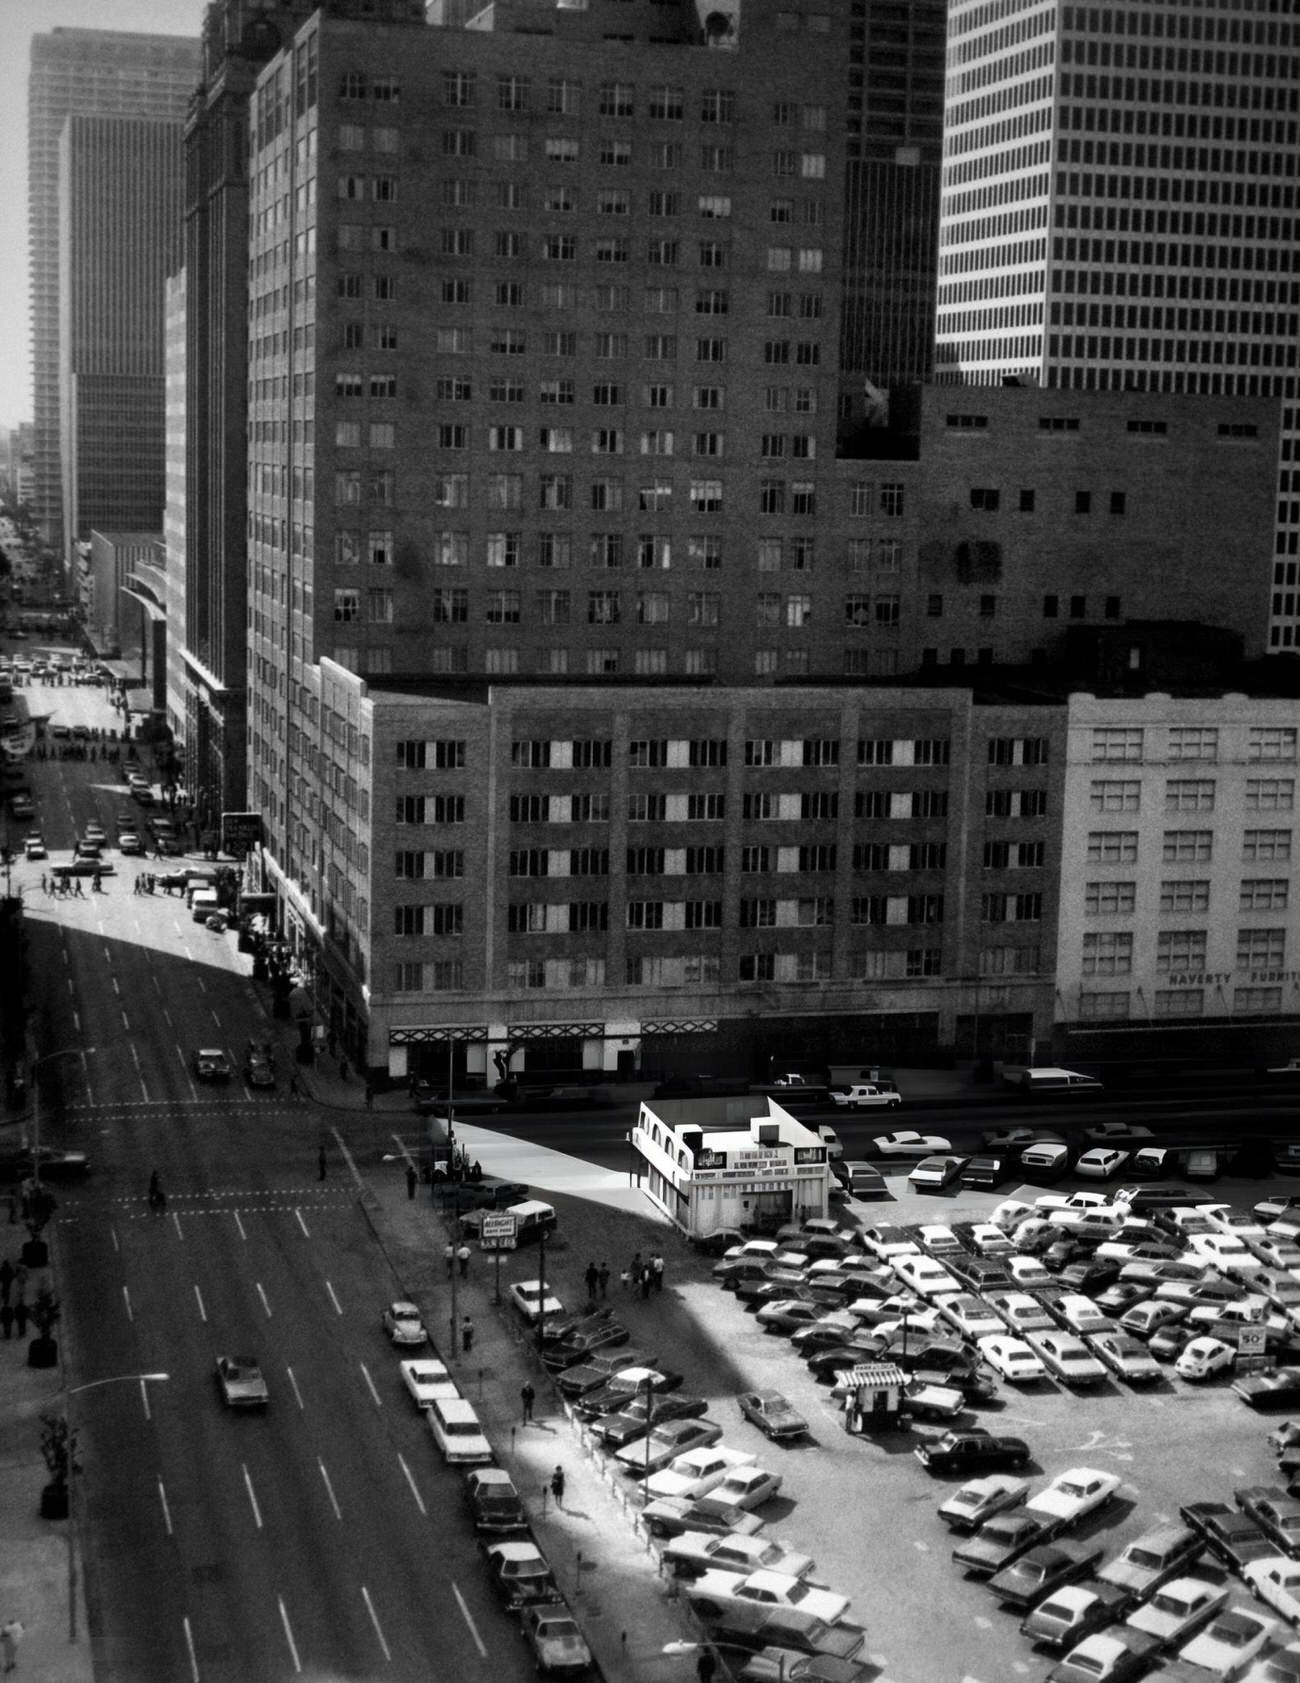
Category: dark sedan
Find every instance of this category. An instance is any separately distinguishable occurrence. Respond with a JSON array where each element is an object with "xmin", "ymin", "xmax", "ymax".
[
  {"xmin": 914, "ymin": 1429, "xmax": 1031, "ymax": 1474},
  {"xmin": 573, "ymin": 1367, "xmax": 683, "ymax": 1421},
  {"xmin": 540, "ymin": 1319, "xmax": 630, "ymax": 1373},
  {"xmin": 463, "ymin": 1468, "xmax": 528, "ymax": 1534},
  {"xmin": 555, "ymin": 1348, "xmax": 656, "ymax": 1401},
  {"xmin": 737, "ymin": 1390, "xmax": 810, "ymax": 1443},
  {"xmin": 593, "ymin": 1393, "xmax": 708, "ymax": 1450},
  {"xmin": 1180, "ymin": 1501, "xmax": 1276, "ymax": 1570},
  {"xmin": 480, "ymin": 1540, "xmax": 559, "ymax": 1610},
  {"xmin": 988, "ymin": 1540, "xmax": 1104, "ymax": 1611}
]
